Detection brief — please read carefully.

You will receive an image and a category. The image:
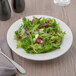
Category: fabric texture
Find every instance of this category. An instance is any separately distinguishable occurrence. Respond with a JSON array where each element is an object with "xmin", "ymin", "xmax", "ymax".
[{"xmin": 0, "ymin": 36, "xmax": 17, "ymax": 76}]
